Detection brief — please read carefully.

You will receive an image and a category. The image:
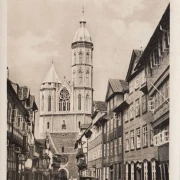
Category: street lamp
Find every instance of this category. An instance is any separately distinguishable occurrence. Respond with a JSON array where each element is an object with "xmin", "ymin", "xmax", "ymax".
[{"xmin": 18, "ymin": 151, "xmax": 30, "ymax": 180}]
